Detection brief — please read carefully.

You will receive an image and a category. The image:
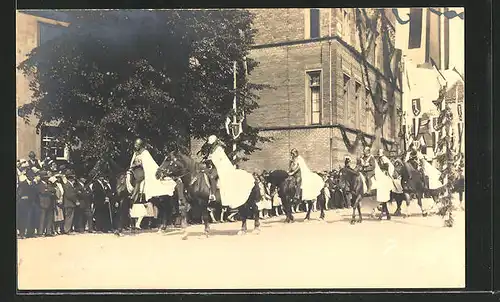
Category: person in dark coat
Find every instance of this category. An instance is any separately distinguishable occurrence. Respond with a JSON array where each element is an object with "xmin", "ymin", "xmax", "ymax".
[
  {"xmin": 37, "ymin": 170, "xmax": 56, "ymax": 237},
  {"xmin": 61, "ymin": 169, "xmax": 79, "ymax": 234},
  {"xmin": 74, "ymin": 177, "xmax": 94, "ymax": 233},
  {"xmin": 17, "ymin": 161, "xmax": 36, "ymax": 239},
  {"xmin": 91, "ymin": 176, "xmax": 113, "ymax": 233}
]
